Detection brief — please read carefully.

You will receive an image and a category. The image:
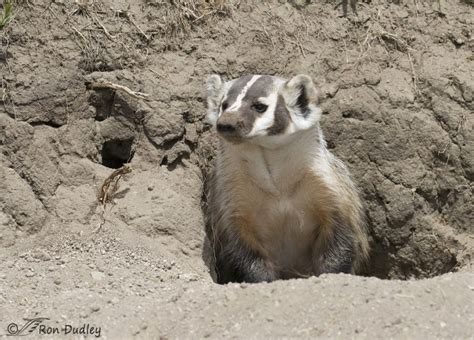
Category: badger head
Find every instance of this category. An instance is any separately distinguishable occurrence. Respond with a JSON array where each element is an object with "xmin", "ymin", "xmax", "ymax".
[{"xmin": 206, "ymin": 74, "xmax": 321, "ymax": 147}]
